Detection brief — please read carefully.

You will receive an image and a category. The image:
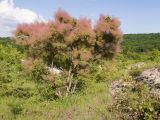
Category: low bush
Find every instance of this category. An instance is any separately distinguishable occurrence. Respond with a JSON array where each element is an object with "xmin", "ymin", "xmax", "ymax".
[
  {"xmin": 129, "ymin": 68, "xmax": 143, "ymax": 77},
  {"xmin": 8, "ymin": 102, "xmax": 23, "ymax": 115},
  {"xmin": 149, "ymin": 49, "xmax": 160, "ymax": 62},
  {"xmin": 111, "ymin": 82, "xmax": 160, "ymax": 120}
]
